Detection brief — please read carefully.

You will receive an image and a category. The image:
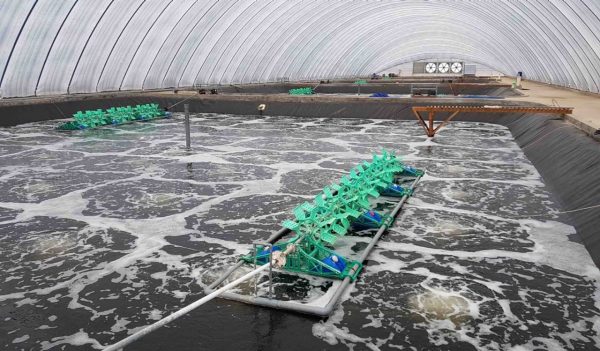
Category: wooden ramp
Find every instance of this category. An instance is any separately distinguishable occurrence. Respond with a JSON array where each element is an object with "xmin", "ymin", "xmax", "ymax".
[{"xmin": 411, "ymin": 105, "xmax": 574, "ymax": 137}]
